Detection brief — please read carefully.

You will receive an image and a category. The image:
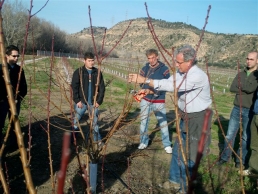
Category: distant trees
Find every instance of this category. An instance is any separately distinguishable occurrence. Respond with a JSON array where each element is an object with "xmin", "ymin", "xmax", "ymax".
[
  {"xmin": 2, "ymin": 0, "xmax": 105, "ymax": 55},
  {"xmin": 2, "ymin": 0, "xmax": 27, "ymax": 46}
]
